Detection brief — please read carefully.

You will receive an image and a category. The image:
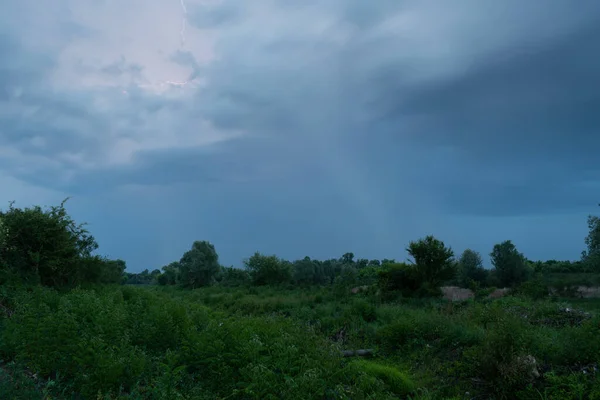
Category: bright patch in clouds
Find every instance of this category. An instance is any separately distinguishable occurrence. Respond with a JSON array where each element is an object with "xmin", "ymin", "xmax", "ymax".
[{"xmin": 53, "ymin": 0, "xmax": 214, "ymax": 93}]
